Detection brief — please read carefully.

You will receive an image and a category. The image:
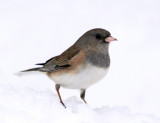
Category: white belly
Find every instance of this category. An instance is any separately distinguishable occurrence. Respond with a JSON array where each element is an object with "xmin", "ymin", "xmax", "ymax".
[{"xmin": 49, "ymin": 64, "xmax": 109, "ymax": 89}]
